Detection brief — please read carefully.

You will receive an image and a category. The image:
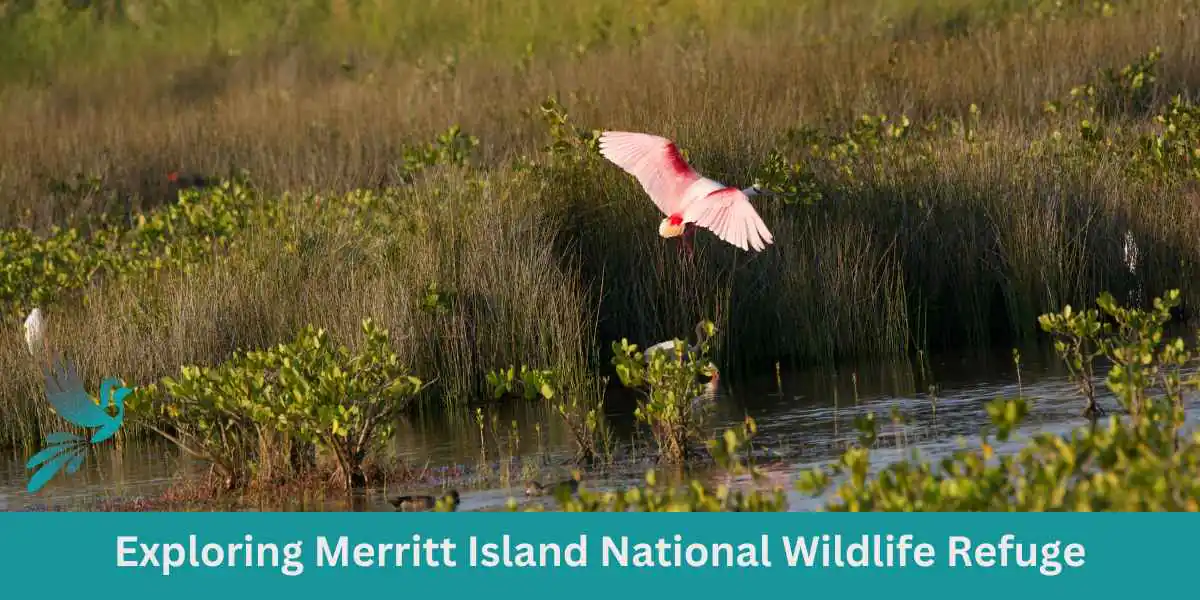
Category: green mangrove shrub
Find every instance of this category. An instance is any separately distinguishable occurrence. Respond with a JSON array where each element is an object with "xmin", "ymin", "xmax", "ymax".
[
  {"xmin": 127, "ymin": 319, "xmax": 425, "ymax": 489},
  {"xmin": 1038, "ymin": 289, "xmax": 1191, "ymax": 418},
  {"xmin": 124, "ymin": 360, "xmax": 266, "ymax": 490},
  {"xmin": 1137, "ymin": 95, "xmax": 1200, "ymax": 182},
  {"xmin": 486, "ymin": 365, "xmax": 558, "ymax": 401},
  {"xmin": 0, "ymin": 125, "xmax": 481, "ymax": 327},
  {"xmin": 396, "ymin": 125, "xmax": 480, "ymax": 183},
  {"xmin": 525, "ymin": 285, "xmax": 1200, "ymax": 512},
  {"xmin": 1048, "ymin": 47, "xmax": 1199, "ymax": 183},
  {"xmin": 548, "ymin": 380, "xmax": 611, "ymax": 465},
  {"xmin": 486, "ymin": 364, "xmax": 610, "ymax": 464},
  {"xmin": 1036, "ymin": 300, "xmax": 1109, "ymax": 417},
  {"xmin": 247, "ymin": 320, "xmax": 426, "ymax": 489},
  {"xmin": 795, "ymin": 290, "xmax": 1200, "ymax": 511},
  {"xmin": 1, "ymin": 178, "xmax": 268, "ymax": 321},
  {"xmin": 611, "ymin": 320, "xmax": 719, "ymax": 464}
]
